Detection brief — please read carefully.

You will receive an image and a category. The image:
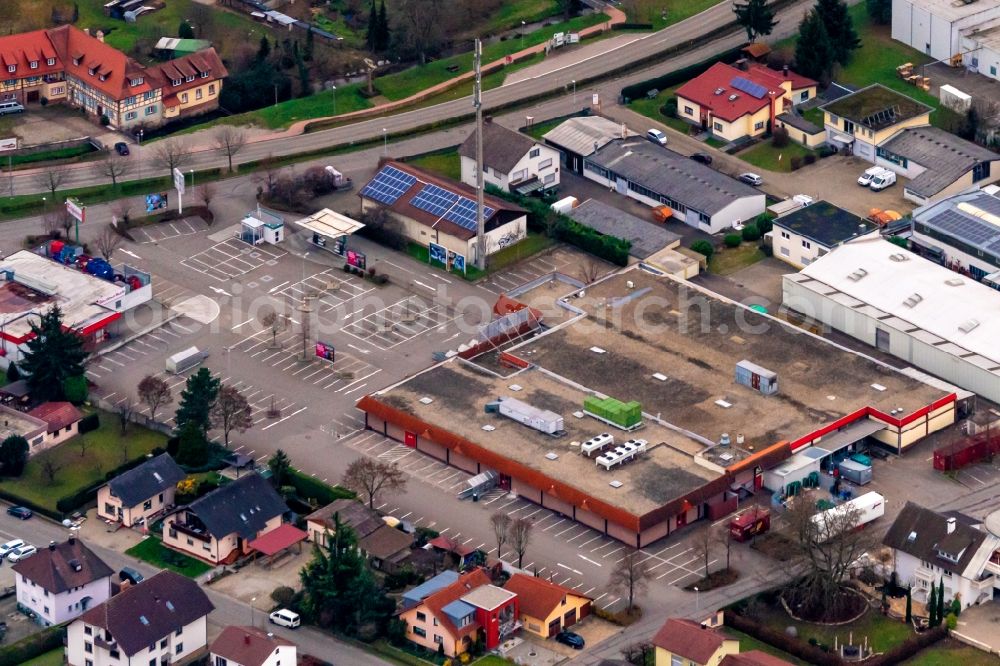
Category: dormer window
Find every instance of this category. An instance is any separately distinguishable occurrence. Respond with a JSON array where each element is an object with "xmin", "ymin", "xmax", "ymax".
[
  {"xmin": 6, "ymin": 65, "xmax": 14, "ymax": 74},
  {"xmin": 200, "ymin": 71, "xmax": 209, "ymax": 78},
  {"xmin": 30, "ymin": 61, "xmax": 38, "ymax": 70},
  {"xmin": 172, "ymin": 78, "xmax": 181, "ymax": 86},
  {"xmin": 99, "ymin": 74, "xmax": 107, "ymax": 82},
  {"xmin": 936, "ymin": 549, "xmax": 960, "ymax": 564},
  {"xmin": 88, "ymin": 67, "xmax": 95, "ymax": 76},
  {"xmin": 47, "ymin": 58, "xmax": 55, "ymax": 66},
  {"xmin": 130, "ymin": 77, "xmax": 143, "ymax": 86},
  {"xmin": 185, "ymin": 75, "xmax": 194, "ymax": 83},
  {"xmin": 73, "ymin": 57, "xmax": 81, "ymax": 66}
]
